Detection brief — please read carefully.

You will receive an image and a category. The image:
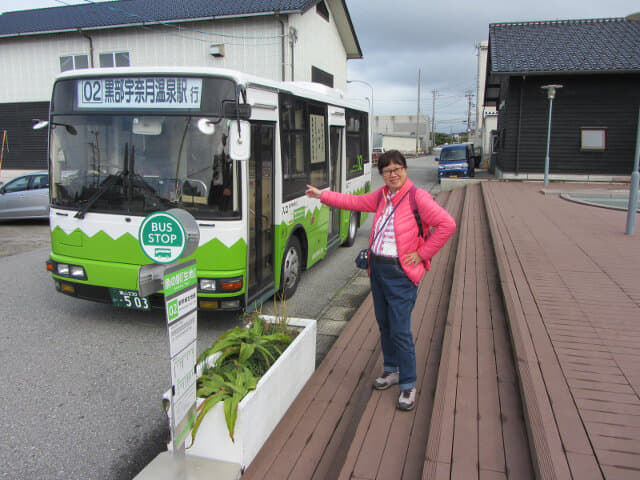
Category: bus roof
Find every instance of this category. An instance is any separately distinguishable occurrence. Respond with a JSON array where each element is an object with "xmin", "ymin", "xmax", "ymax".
[{"xmin": 54, "ymin": 66, "xmax": 369, "ymax": 113}]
